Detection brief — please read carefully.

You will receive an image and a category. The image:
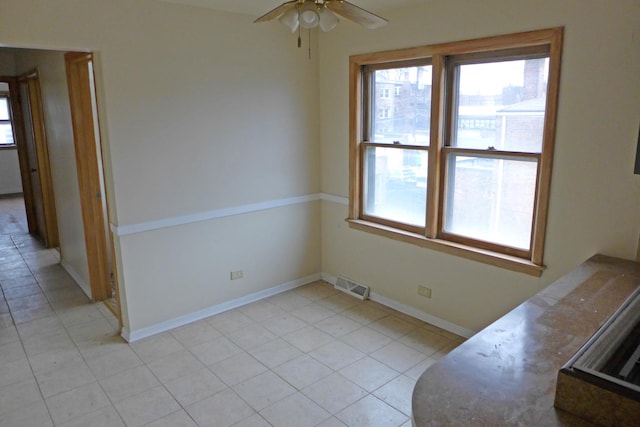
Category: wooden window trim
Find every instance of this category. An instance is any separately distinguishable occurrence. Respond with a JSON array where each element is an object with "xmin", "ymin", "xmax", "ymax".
[{"xmin": 348, "ymin": 28, "xmax": 563, "ymax": 277}]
